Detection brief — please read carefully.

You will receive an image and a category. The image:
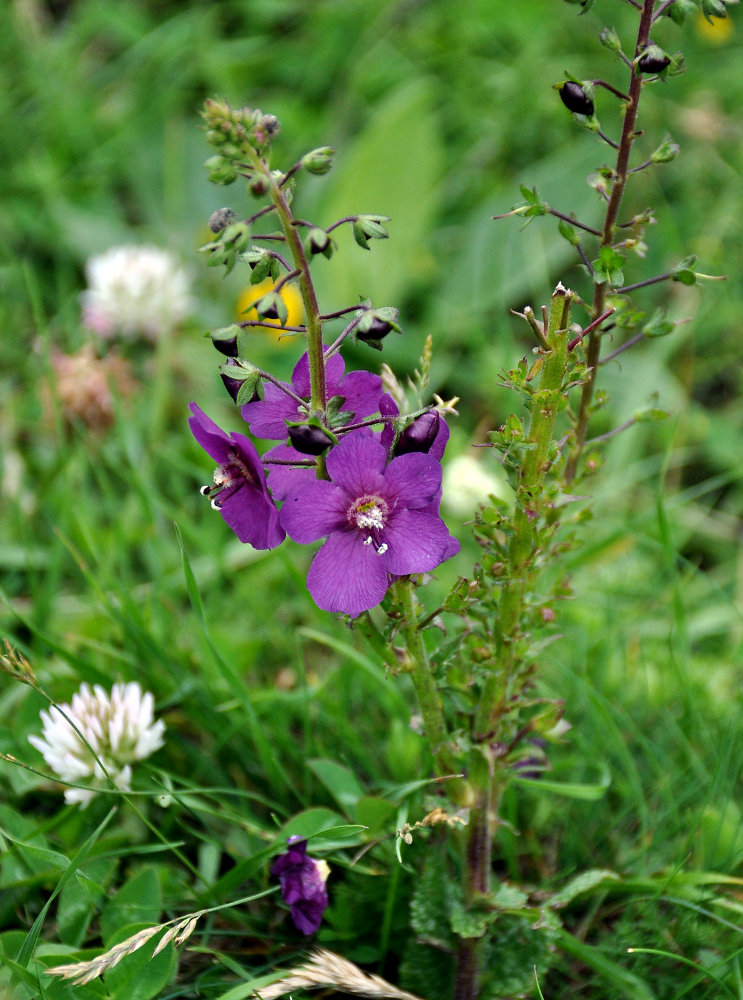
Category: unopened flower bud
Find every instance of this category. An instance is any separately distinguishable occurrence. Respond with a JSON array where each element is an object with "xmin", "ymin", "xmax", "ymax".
[
  {"xmin": 255, "ymin": 291, "xmax": 287, "ymax": 323},
  {"xmin": 301, "ymin": 146, "xmax": 335, "ymax": 175},
  {"xmin": 220, "ymin": 359, "xmax": 245, "ymax": 401},
  {"xmin": 637, "ymin": 45, "xmax": 671, "ymax": 74},
  {"xmin": 305, "ymin": 227, "xmax": 332, "ymax": 256},
  {"xmin": 288, "ymin": 423, "xmax": 333, "ymax": 455},
  {"xmin": 250, "ymin": 176, "xmax": 269, "ymax": 197},
  {"xmin": 209, "ymin": 207, "xmax": 237, "ymax": 233},
  {"xmin": 599, "ymin": 26, "xmax": 622, "ymax": 53},
  {"xmin": 210, "ymin": 324, "xmax": 241, "ymax": 357},
  {"xmin": 558, "ymin": 81, "xmax": 594, "ymax": 117},
  {"xmin": 358, "ymin": 317, "xmax": 393, "ymax": 345},
  {"xmin": 394, "ymin": 412, "xmax": 440, "ymax": 456},
  {"xmin": 204, "ymin": 155, "xmax": 238, "ymax": 186}
]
